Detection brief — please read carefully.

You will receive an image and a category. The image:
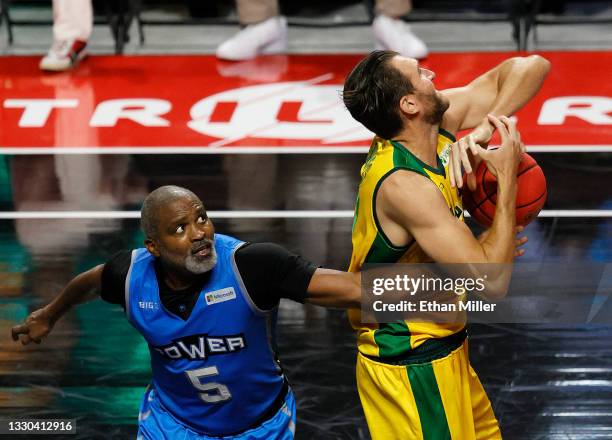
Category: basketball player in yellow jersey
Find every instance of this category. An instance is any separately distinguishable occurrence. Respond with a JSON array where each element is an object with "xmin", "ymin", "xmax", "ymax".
[{"xmin": 342, "ymin": 51, "xmax": 550, "ymax": 439}]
